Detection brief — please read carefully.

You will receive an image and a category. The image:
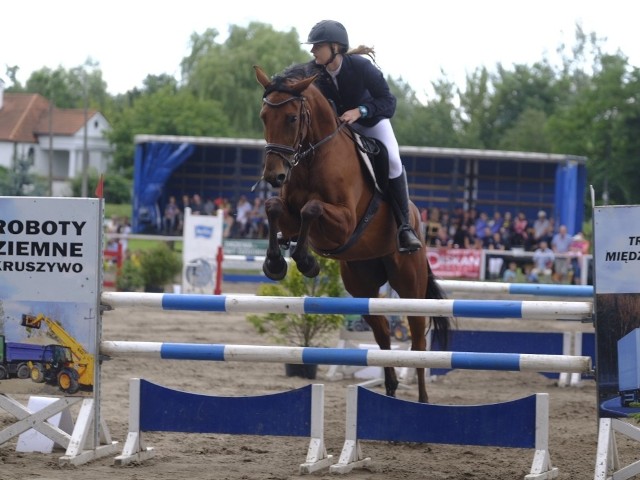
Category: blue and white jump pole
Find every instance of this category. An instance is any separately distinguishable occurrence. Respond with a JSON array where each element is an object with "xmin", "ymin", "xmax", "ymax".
[
  {"xmin": 101, "ymin": 292, "xmax": 593, "ymax": 321},
  {"xmin": 100, "ymin": 341, "xmax": 592, "ymax": 375}
]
